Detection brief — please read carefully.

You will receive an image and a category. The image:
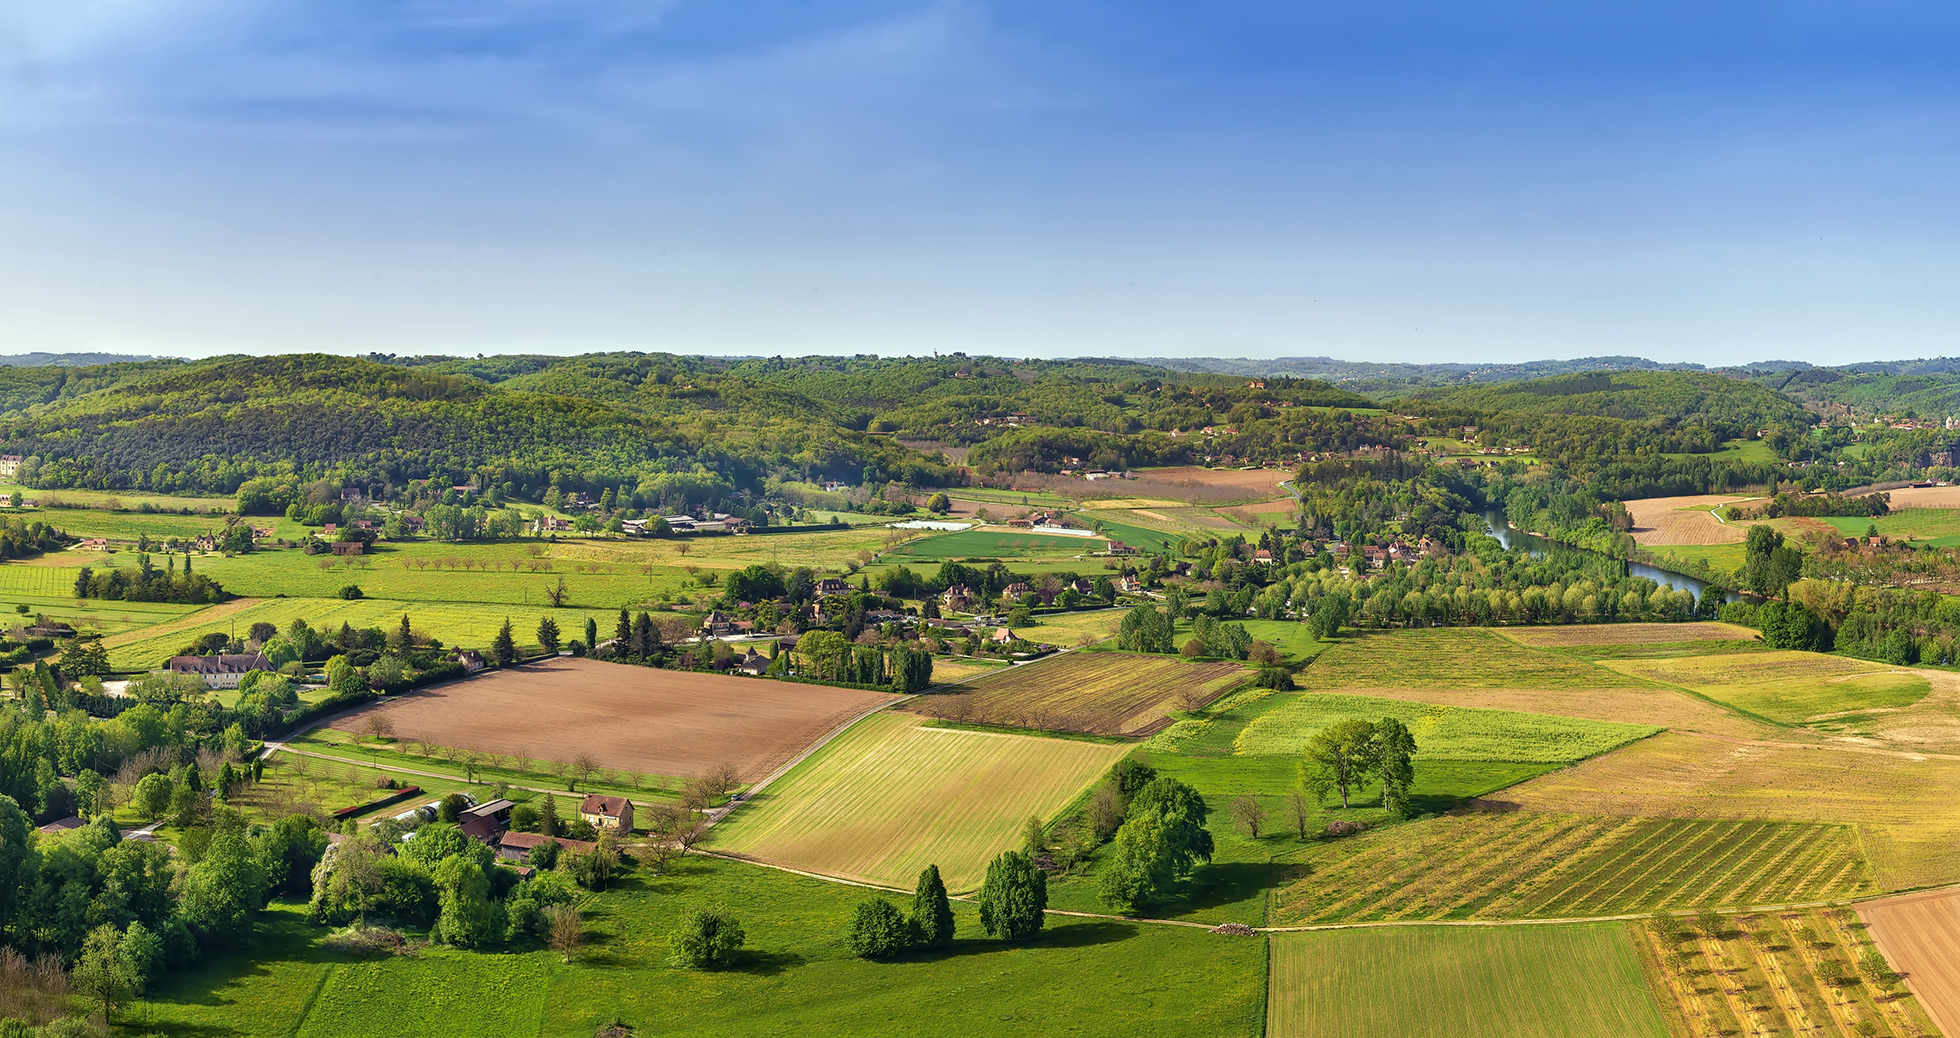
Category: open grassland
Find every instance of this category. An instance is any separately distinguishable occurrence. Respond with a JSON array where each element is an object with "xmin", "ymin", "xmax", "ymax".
[
  {"xmin": 330, "ymin": 658, "xmax": 898, "ymax": 784},
  {"xmin": 1858, "ymin": 890, "xmax": 1960, "ymax": 1037},
  {"xmin": 1076, "ymin": 506, "xmax": 1231, "ymax": 541},
  {"xmin": 1007, "ymin": 608, "xmax": 1127, "ymax": 647},
  {"xmin": 1320, "ymin": 683, "xmax": 1781, "ymax": 741},
  {"xmin": 1268, "ymin": 925, "xmax": 1671, "ymax": 1038},
  {"xmin": 1238, "ymin": 619, "xmax": 1333, "ymax": 664},
  {"xmin": 99, "ymin": 596, "xmax": 647, "ymax": 668},
  {"xmin": 1235, "ymin": 693, "xmax": 1659, "ymax": 763},
  {"xmin": 1495, "ymin": 732, "xmax": 1960, "ymax": 891},
  {"xmin": 141, "ymin": 856, "xmax": 1266, "ymax": 1038},
  {"xmin": 1625, "ymin": 495, "xmax": 1754, "ymax": 546},
  {"xmin": 907, "ymin": 651, "xmax": 1247, "ymax": 736},
  {"xmin": 218, "ymin": 751, "xmax": 523, "ymax": 827},
  {"xmin": 1077, "ymin": 515, "xmax": 1183, "ymax": 553},
  {"xmin": 1302, "ymin": 629, "xmax": 1659, "ymax": 690},
  {"xmin": 1271, "ymin": 810, "xmax": 1874, "ymax": 924},
  {"xmin": 1825, "ymin": 509, "xmax": 1960, "ymax": 546},
  {"xmin": 1648, "ymin": 541, "xmax": 1751, "ymax": 578},
  {"xmin": 1500, "ymin": 622, "xmax": 1759, "ymax": 648},
  {"xmin": 879, "ymin": 528, "xmax": 1104, "ymax": 561},
  {"xmin": 924, "ymin": 657, "xmax": 1009, "ymax": 685},
  {"xmin": 1604, "ymin": 652, "xmax": 1933, "ymax": 727},
  {"xmin": 0, "ymin": 594, "xmax": 201, "ymax": 636},
  {"xmin": 1639, "ymin": 909, "xmax": 1942, "ymax": 1038},
  {"xmin": 708, "ymin": 712, "xmax": 1129, "ymax": 890}
]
